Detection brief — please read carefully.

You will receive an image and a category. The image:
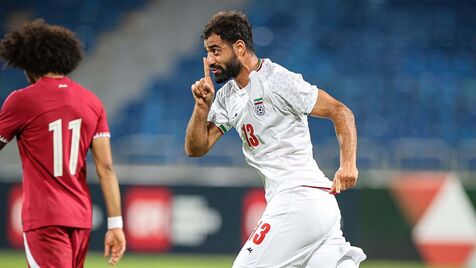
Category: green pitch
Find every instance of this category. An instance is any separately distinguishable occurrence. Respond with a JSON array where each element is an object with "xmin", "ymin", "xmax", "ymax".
[{"xmin": 0, "ymin": 250, "xmax": 425, "ymax": 268}]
